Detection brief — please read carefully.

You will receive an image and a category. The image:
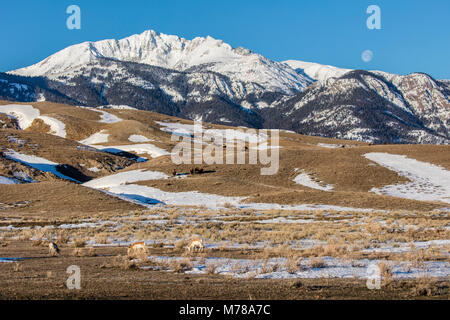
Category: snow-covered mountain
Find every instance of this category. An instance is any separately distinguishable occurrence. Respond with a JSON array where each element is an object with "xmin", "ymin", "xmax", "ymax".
[
  {"xmin": 12, "ymin": 30, "xmax": 311, "ymax": 94},
  {"xmin": 2, "ymin": 30, "xmax": 449, "ymax": 144},
  {"xmin": 283, "ymin": 60, "xmax": 352, "ymax": 82},
  {"xmin": 263, "ymin": 70, "xmax": 450, "ymax": 144}
]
